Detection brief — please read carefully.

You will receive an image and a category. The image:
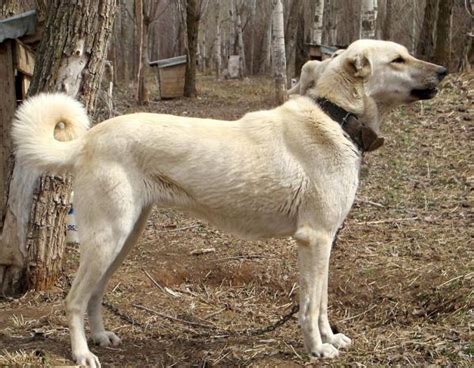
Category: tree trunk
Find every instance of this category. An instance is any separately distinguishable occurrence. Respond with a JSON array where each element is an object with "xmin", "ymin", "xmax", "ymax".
[
  {"xmin": 294, "ymin": 4, "xmax": 307, "ymax": 77},
  {"xmin": 433, "ymin": 0, "xmax": 454, "ymax": 67},
  {"xmin": 416, "ymin": 0, "xmax": 439, "ymax": 61},
  {"xmin": 259, "ymin": 17, "xmax": 272, "ymax": 74},
  {"xmin": 382, "ymin": 0, "xmax": 393, "ymax": 40},
  {"xmin": 236, "ymin": 3, "xmax": 246, "ymax": 78},
  {"xmin": 326, "ymin": 0, "xmax": 338, "ymax": 46},
  {"xmin": 135, "ymin": 0, "xmax": 147, "ymax": 104},
  {"xmin": 215, "ymin": 1, "xmax": 222, "ymax": 79},
  {"xmin": 285, "ymin": 0, "xmax": 301, "ymax": 79},
  {"xmin": 0, "ymin": 0, "xmax": 118, "ymax": 295},
  {"xmin": 249, "ymin": 0, "xmax": 256, "ymax": 75},
  {"xmin": 312, "ymin": 0, "xmax": 325, "ymax": 44},
  {"xmin": 229, "ymin": 0, "xmax": 236, "ymax": 56},
  {"xmin": 184, "ymin": 0, "xmax": 199, "ymax": 97},
  {"xmin": 360, "ymin": 0, "xmax": 377, "ymax": 39},
  {"xmin": 271, "ymin": 0, "xmax": 287, "ymax": 104}
]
